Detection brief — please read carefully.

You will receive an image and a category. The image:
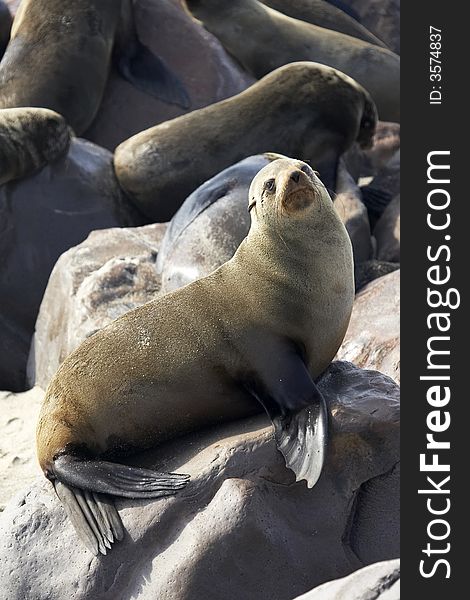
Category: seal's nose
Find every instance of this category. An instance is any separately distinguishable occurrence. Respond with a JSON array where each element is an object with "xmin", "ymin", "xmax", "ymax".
[{"xmin": 290, "ymin": 170, "xmax": 301, "ymax": 183}]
